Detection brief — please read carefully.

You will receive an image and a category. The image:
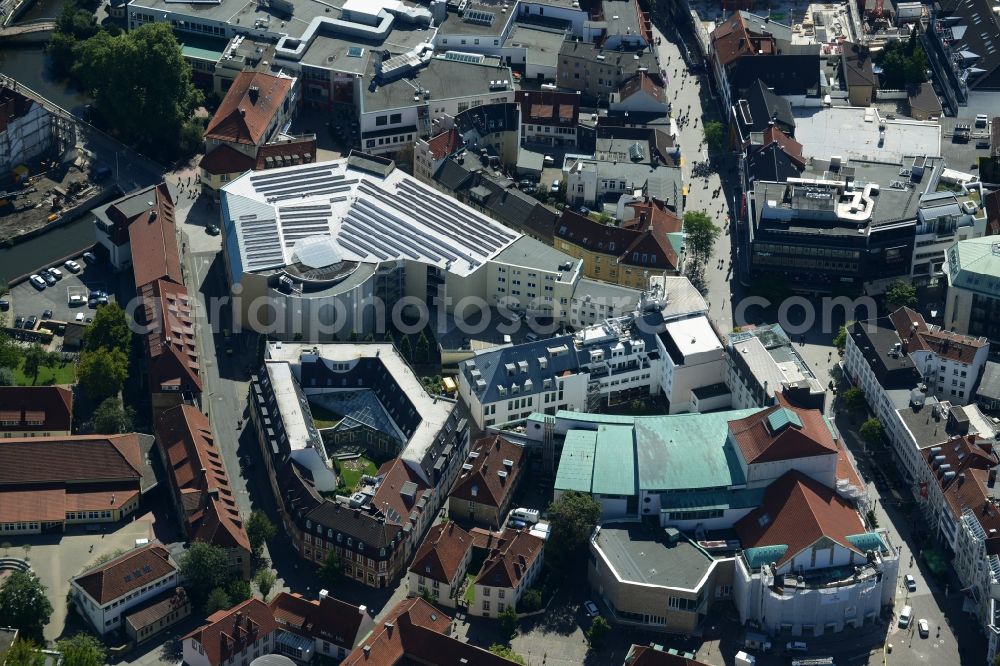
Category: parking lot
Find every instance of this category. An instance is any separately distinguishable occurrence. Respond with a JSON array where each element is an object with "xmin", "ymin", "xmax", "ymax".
[{"xmin": 5, "ymin": 254, "xmax": 122, "ymax": 331}]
